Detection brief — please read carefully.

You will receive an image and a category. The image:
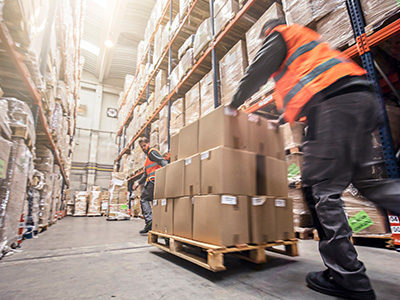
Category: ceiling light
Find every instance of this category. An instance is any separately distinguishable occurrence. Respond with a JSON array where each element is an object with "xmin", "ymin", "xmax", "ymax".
[{"xmin": 104, "ymin": 39, "xmax": 114, "ymax": 48}]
